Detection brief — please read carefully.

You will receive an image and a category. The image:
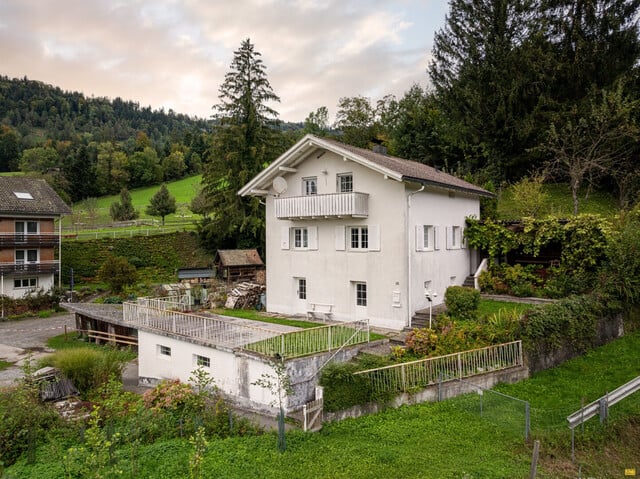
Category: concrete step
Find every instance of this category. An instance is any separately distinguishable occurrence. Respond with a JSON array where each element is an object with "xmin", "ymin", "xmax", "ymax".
[{"xmin": 462, "ymin": 275, "xmax": 475, "ymax": 288}]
